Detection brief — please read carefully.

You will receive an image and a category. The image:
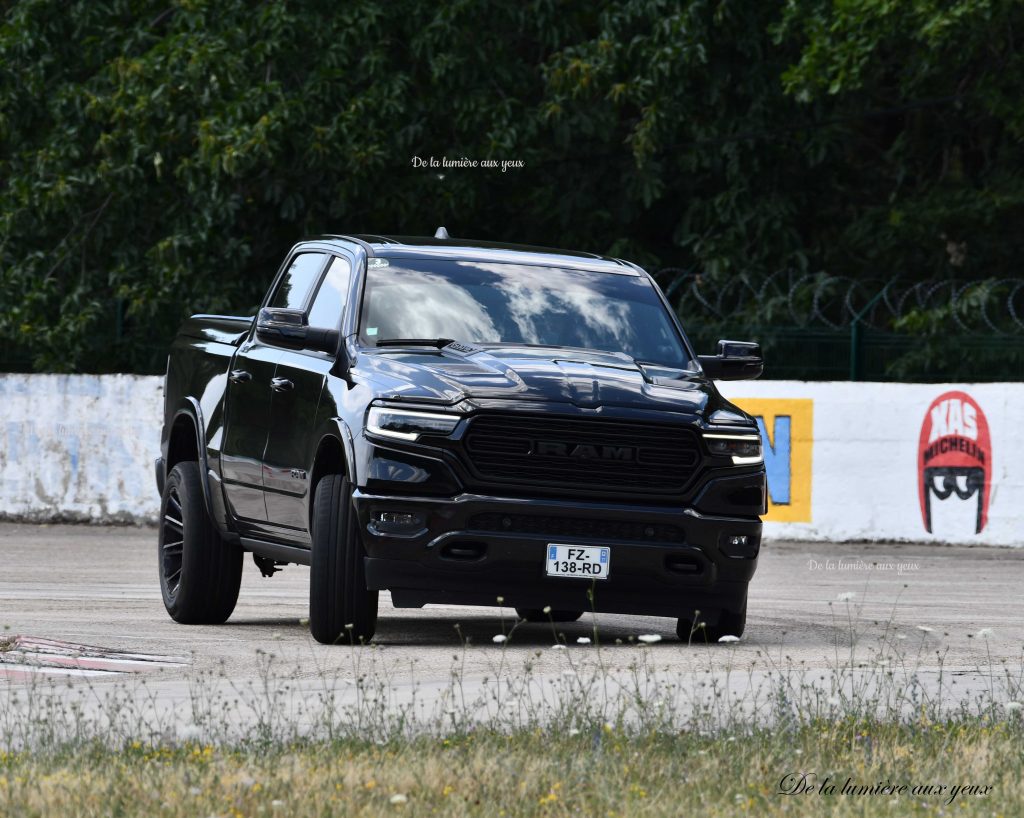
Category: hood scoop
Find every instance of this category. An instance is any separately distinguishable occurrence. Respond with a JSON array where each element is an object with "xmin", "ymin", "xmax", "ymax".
[{"xmin": 428, "ymin": 361, "xmax": 499, "ymax": 376}]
